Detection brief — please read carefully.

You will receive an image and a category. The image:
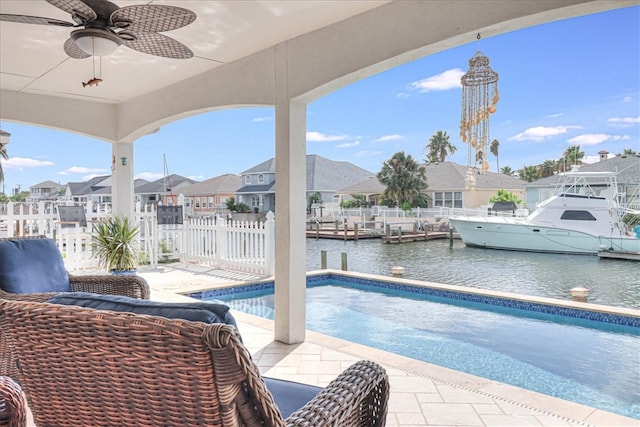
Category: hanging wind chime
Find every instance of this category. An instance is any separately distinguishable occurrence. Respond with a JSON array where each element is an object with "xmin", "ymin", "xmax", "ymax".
[{"xmin": 460, "ymin": 34, "xmax": 499, "ymax": 190}]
